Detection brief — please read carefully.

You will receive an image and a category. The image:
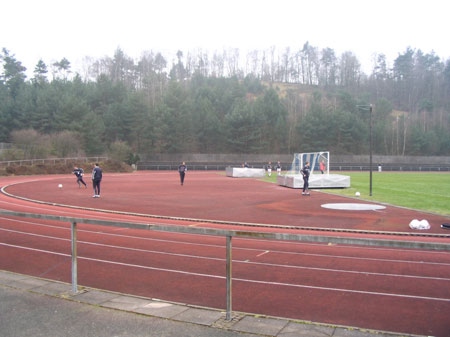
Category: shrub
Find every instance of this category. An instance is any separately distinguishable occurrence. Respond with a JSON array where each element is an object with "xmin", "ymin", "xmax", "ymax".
[{"xmin": 0, "ymin": 159, "xmax": 133, "ymax": 176}]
